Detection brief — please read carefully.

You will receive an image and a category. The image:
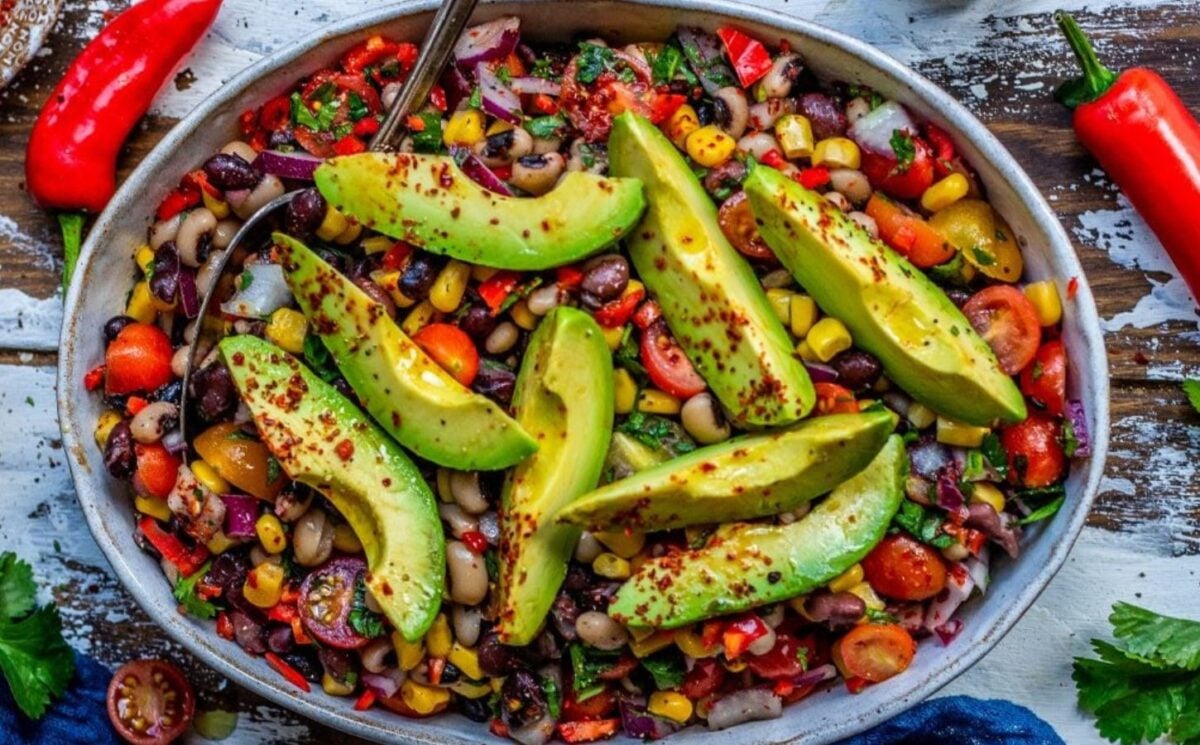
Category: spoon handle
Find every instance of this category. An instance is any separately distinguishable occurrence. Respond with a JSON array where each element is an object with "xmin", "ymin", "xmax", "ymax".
[{"xmin": 371, "ymin": 0, "xmax": 480, "ymax": 151}]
